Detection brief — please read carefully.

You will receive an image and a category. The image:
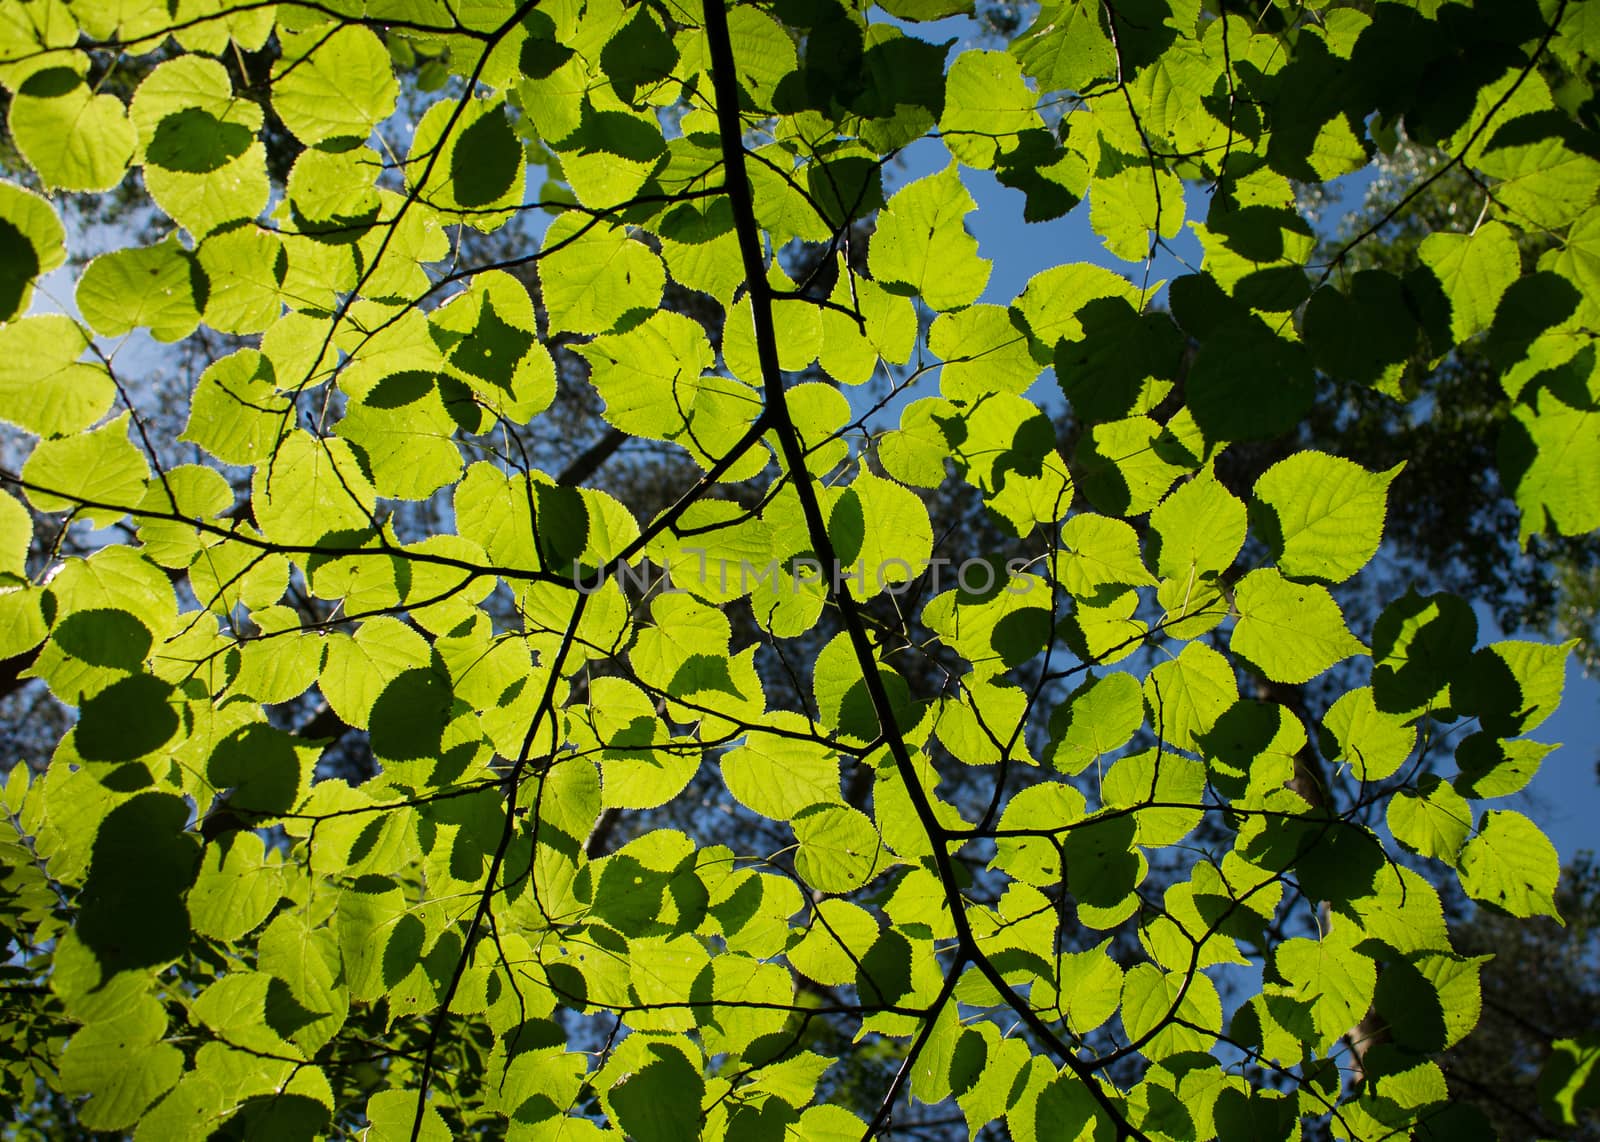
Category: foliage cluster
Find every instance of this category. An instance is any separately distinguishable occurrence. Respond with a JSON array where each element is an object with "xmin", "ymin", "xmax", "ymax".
[{"xmin": 0, "ymin": 0, "xmax": 1598, "ymax": 1137}]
